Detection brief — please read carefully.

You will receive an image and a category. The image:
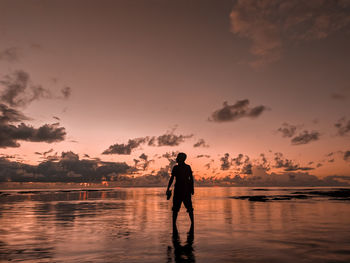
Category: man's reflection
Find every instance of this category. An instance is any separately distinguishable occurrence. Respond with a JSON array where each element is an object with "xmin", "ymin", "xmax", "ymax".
[{"xmin": 168, "ymin": 225, "xmax": 195, "ymax": 263}]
